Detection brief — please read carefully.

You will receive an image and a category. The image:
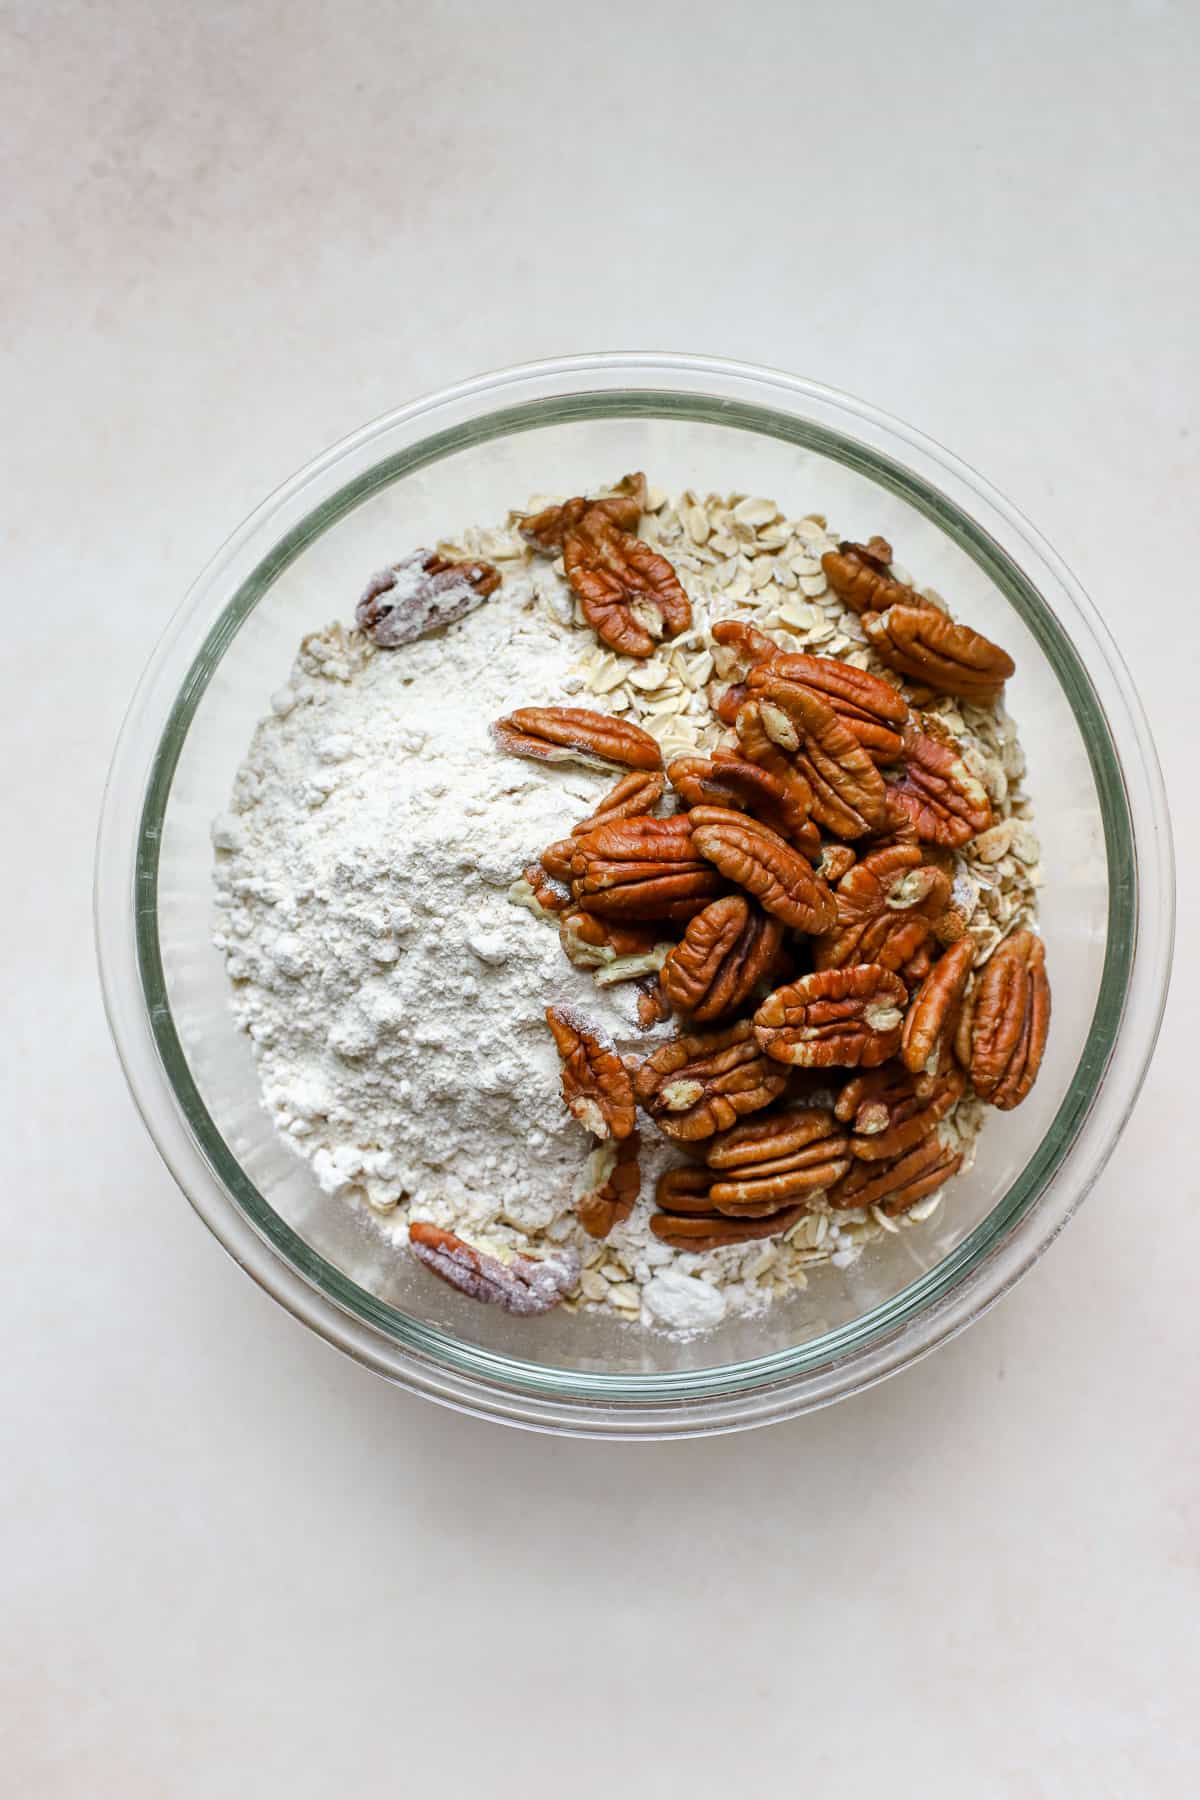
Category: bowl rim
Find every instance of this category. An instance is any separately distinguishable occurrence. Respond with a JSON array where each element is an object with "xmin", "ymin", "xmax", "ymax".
[{"xmin": 95, "ymin": 352, "xmax": 1175, "ymax": 1436}]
